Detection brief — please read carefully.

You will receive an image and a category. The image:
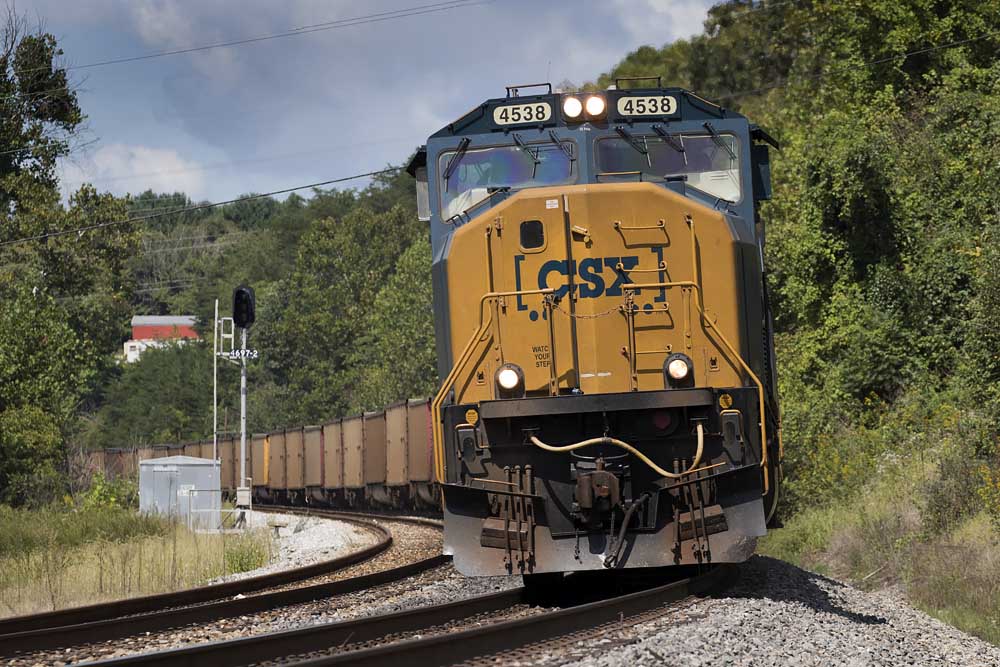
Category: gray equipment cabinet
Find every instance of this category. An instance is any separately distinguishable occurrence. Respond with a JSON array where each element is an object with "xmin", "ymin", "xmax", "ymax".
[{"xmin": 139, "ymin": 455, "xmax": 221, "ymax": 530}]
